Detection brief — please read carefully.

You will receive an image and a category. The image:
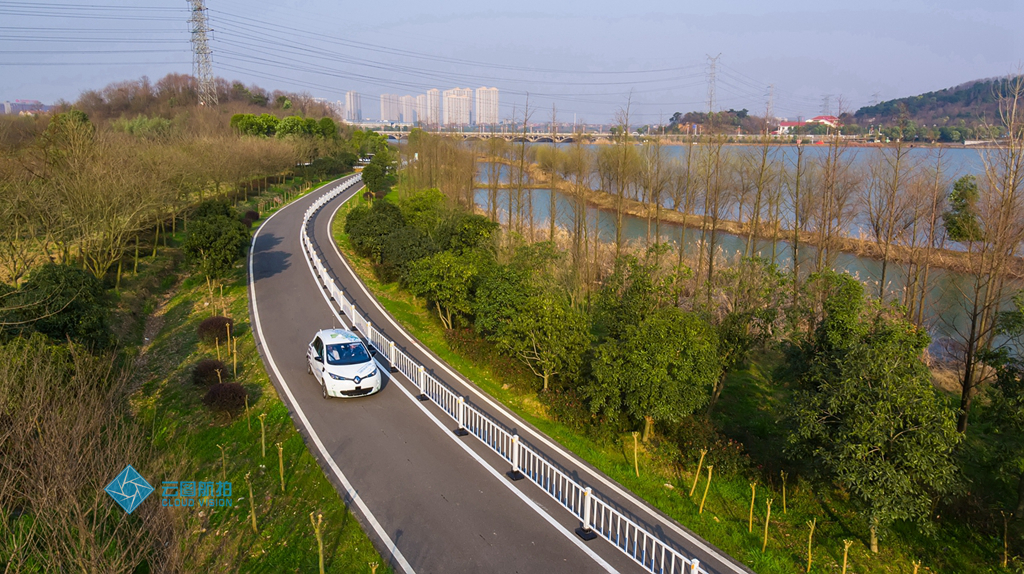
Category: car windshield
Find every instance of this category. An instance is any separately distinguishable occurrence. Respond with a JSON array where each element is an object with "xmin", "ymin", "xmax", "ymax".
[{"xmin": 324, "ymin": 342, "xmax": 371, "ymax": 366}]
